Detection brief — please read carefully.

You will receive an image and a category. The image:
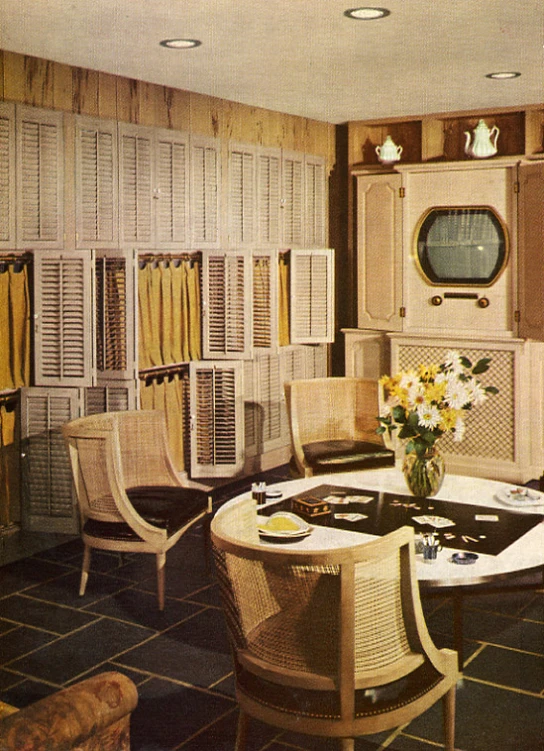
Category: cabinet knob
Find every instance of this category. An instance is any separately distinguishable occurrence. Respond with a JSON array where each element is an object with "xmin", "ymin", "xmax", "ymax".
[
  {"xmin": 431, "ymin": 295, "xmax": 443, "ymax": 306},
  {"xmin": 477, "ymin": 297, "xmax": 490, "ymax": 308}
]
